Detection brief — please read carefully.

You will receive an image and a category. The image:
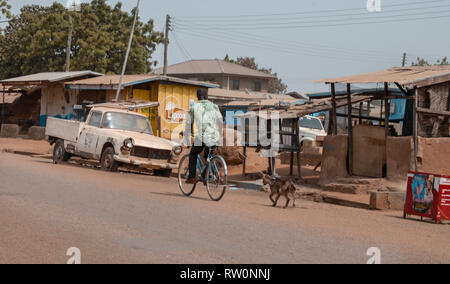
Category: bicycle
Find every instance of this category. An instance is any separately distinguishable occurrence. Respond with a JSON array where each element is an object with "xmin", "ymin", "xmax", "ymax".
[{"xmin": 178, "ymin": 147, "xmax": 228, "ymax": 201}]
